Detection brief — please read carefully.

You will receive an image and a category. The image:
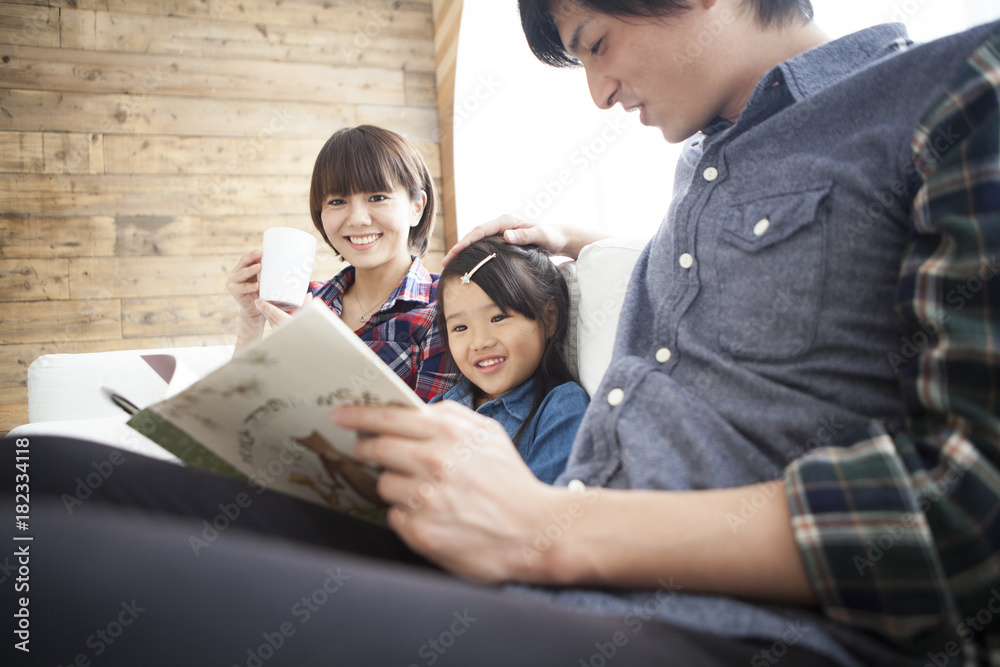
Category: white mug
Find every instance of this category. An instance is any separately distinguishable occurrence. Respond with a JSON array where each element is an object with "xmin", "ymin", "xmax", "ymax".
[{"xmin": 259, "ymin": 227, "xmax": 317, "ymax": 311}]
